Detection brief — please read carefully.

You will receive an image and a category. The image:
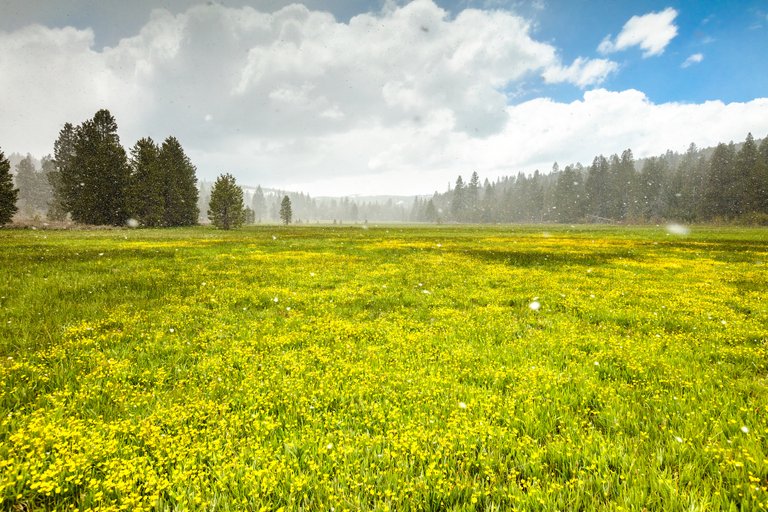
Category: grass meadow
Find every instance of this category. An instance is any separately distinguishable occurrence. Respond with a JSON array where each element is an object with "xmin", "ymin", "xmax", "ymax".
[{"xmin": 0, "ymin": 224, "xmax": 766, "ymax": 511}]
